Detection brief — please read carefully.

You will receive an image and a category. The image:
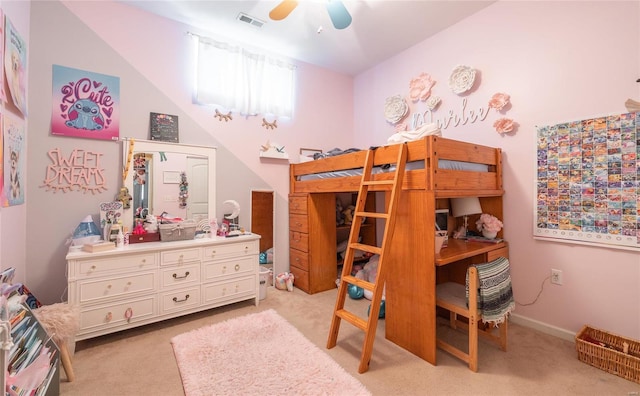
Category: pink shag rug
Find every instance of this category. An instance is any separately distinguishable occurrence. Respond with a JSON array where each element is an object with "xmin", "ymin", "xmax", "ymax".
[{"xmin": 171, "ymin": 309, "xmax": 371, "ymax": 396}]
